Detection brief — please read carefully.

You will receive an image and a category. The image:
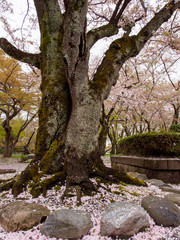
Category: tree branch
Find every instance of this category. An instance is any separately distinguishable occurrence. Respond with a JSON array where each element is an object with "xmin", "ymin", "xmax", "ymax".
[
  {"xmin": 0, "ymin": 38, "xmax": 41, "ymax": 68},
  {"xmin": 110, "ymin": 0, "xmax": 123, "ymax": 24},
  {"xmin": 11, "ymin": 111, "xmax": 38, "ymax": 153},
  {"xmin": 113, "ymin": 0, "xmax": 132, "ymax": 25},
  {"xmin": 136, "ymin": 0, "xmax": 180, "ymax": 51},
  {"xmin": 91, "ymin": 0, "xmax": 180, "ymax": 100},
  {"xmin": 33, "ymin": 0, "xmax": 45, "ymax": 30},
  {"xmin": 87, "ymin": 23, "xmax": 118, "ymax": 49},
  {"xmin": 160, "ymin": 56, "xmax": 176, "ymax": 89}
]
